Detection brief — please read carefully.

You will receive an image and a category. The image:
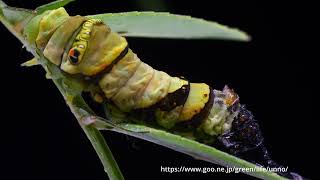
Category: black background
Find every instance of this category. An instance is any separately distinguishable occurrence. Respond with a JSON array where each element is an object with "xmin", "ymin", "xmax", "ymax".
[{"xmin": 1, "ymin": 0, "xmax": 314, "ymax": 180}]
